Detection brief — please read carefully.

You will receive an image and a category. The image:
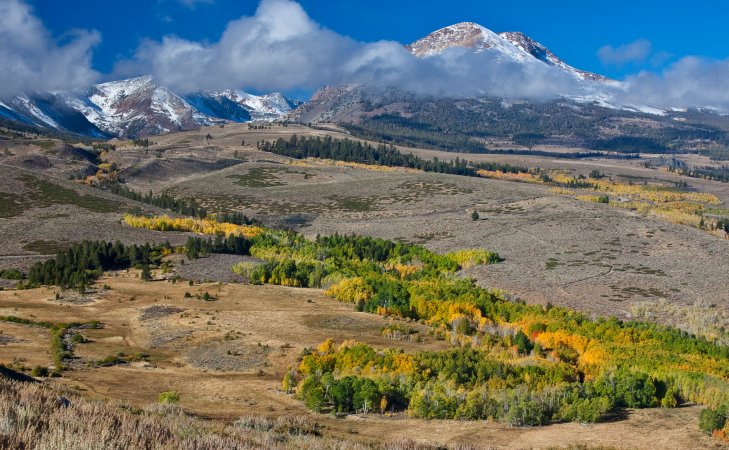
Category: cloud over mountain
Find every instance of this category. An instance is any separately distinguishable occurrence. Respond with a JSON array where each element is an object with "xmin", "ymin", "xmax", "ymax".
[
  {"xmin": 116, "ymin": 0, "xmax": 584, "ymax": 100},
  {"xmin": 598, "ymin": 39, "xmax": 653, "ymax": 66},
  {"xmin": 616, "ymin": 56, "xmax": 729, "ymax": 111},
  {"xmin": 0, "ymin": 0, "xmax": 100, "ymax": 97}
]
